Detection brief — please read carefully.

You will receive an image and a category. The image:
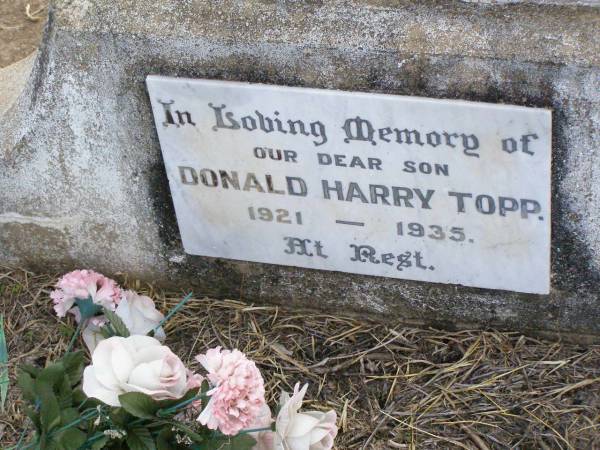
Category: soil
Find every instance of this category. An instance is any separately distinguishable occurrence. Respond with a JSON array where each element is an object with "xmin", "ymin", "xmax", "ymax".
[{"xmin": 0, "ymin": 0, "xmax": 48, "ymax": 69}]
